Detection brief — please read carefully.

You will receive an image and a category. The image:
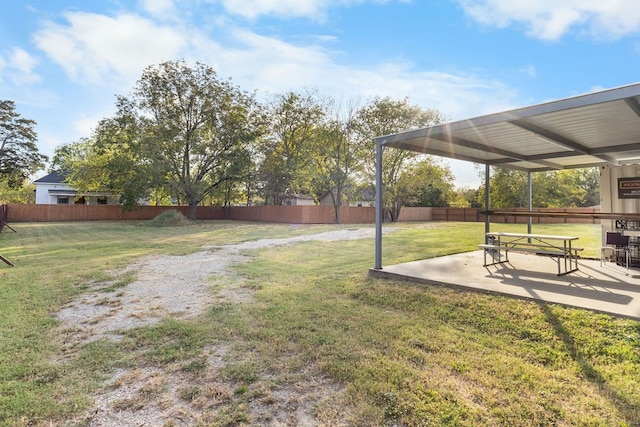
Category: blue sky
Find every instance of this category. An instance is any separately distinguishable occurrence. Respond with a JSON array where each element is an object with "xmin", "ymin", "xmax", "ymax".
[{"xmin": 2, "ymin": 0, "xmax": 640, "ymax": 188}]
